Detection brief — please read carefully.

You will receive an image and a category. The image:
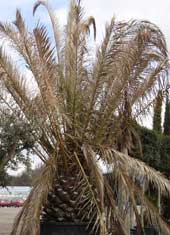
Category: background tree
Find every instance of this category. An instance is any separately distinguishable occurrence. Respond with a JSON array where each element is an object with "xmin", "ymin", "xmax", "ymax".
[
  {"xmin": 9, "ymin": 164, "xmax": 42, "ymax": 186},
  {"xmin": 153, "ymin": 90, "xmax": 163, "ymax": 133},
  {"xmin": 163, "ymin": 95, "xmax": 170, "ymax": 135},
  {"xmin": 0, "ymin": 1, "xmax": 170, "ymax": 235},
  {"xmin": 0, "ymin": 112, "xmax": 35, "ymax": 186},
  {"xmin": 131, "ymin": 125, "xmax": 170, "ymax": 222}
]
